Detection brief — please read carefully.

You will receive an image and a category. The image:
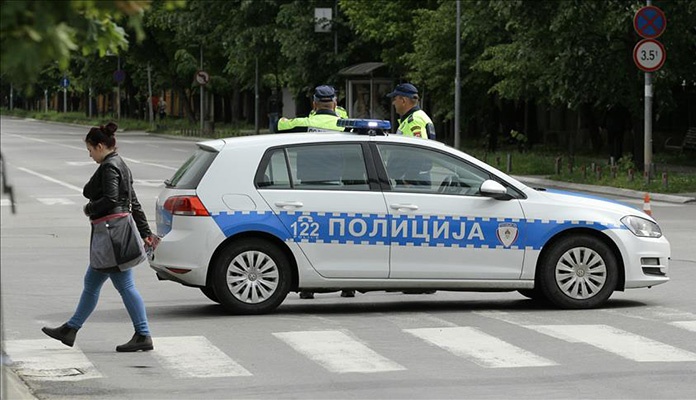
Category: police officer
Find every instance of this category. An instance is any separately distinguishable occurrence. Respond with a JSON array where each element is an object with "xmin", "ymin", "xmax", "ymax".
[
  {"xmin": 386, "ymin": 83, "xmax": 436, "ymax": 295},
  {"xmin": 277, "ymin": 85, "xmax": 344, "ymax": 132},
  {"xmin": 279, "ymin": 86, "xmax": 354, "ymax": 299},
  {"xmin": 309, "ymin": 86, "xmax": 348, "ymax": 119},
  {"xmin": 386, "ymin": 83, "xmax": 435, "ymax": 140}
]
